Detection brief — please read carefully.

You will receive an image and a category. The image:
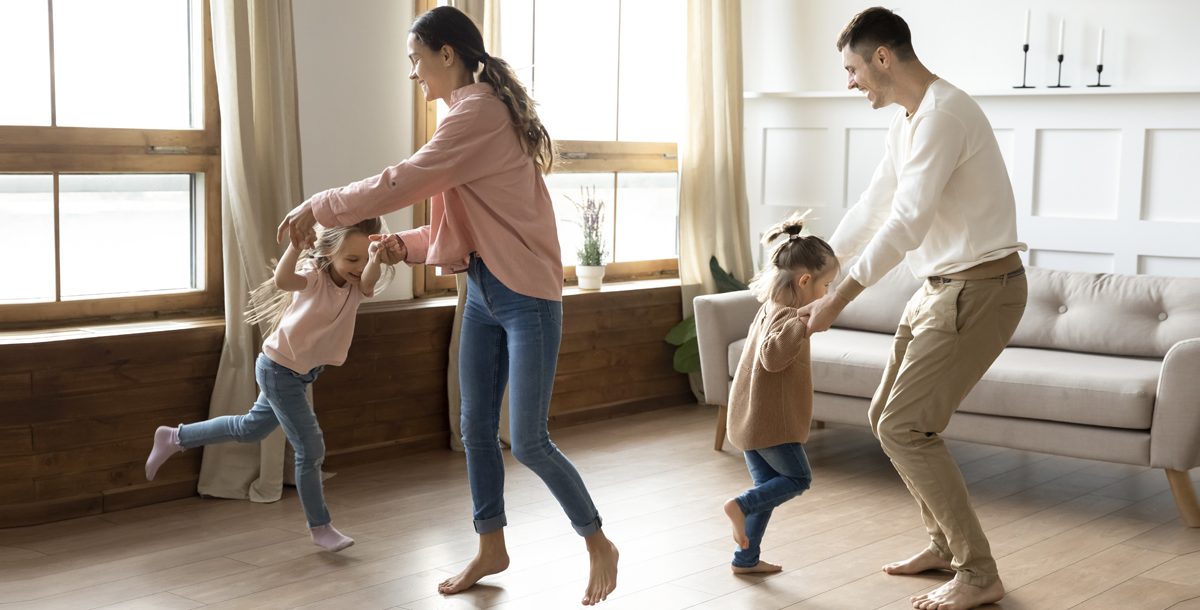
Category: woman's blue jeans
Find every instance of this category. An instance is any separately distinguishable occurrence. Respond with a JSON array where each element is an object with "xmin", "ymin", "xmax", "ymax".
[
  {"xmin": 178, "ymin": 353, "xmax": 331, "ymax": 528},
  {"xmin": 459, "ymin": 255, "xmax": 602, "ymax": 536},
  {"xmin": 733, "ymin": 443, "xmax": 813, "ymax": 567}
]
